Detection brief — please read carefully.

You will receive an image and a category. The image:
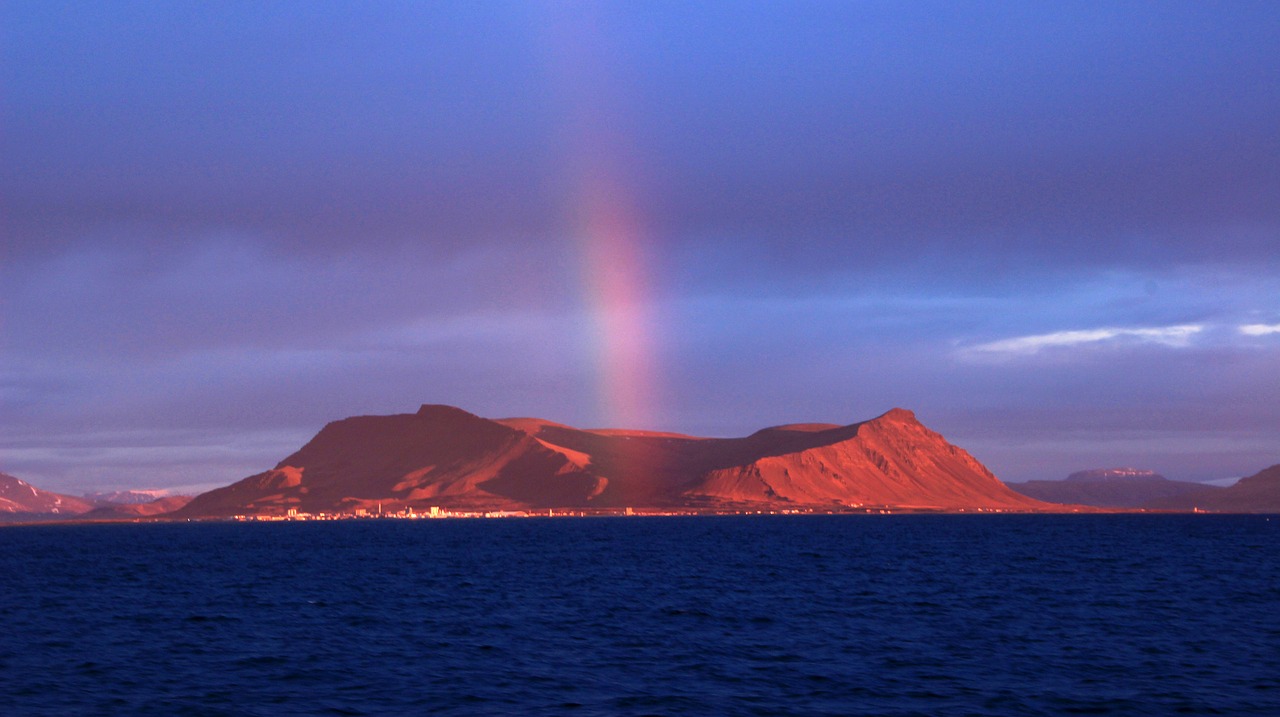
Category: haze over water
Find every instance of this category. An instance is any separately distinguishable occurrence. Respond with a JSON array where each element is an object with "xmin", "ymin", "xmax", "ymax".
[{"xmin": 3, "ymin": 515, "xmax": 1277, "ymax": 715}]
